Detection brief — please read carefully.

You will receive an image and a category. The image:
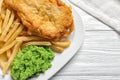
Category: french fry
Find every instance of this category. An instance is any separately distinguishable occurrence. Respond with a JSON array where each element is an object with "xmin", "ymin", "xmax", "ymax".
[
  {"xmin": 50, "ymin": 45, "xmax": 64, "ymax": 53},
  {"xmin": 0, "ymin": 0, "xmax": 3, "ymax": 12},
  {"xmin": 1, "ymin": 9, "xmax": 11, "ymax": 31},
  {"xmin": 0, "ymin": 11, "xmax": 14, "ymax": 40},
  {"xmin": 3, "ymin": 41, "xmax": 22, "ymax": 74},
  {"xmin": 0, "ymin": 41, "xmax": 4, "ymax": 48},
  {"xmin": 1, "ymin": 7, "xmax": 6, "ymax": 20},
  {"xmin": 4, "ymin": 25, "xmax": 24, "ymax": 46},
  {"xmin": 0, "ymin": 61, "xmax": 7, "ymax": 74},
  {"xmin": 0, "ymin": 52, "xmax": 8, "ymax": 74},
  {"xmin": 0, "ymin": 20, "xmax": 2, "ymax": 34},
  {"xmin": 52, "ymin": 40, "xmax": 71, "ymax": 48},
  {"xmin": 0, "ymin": 13, "xmax": 5, "ymax": 20},
  {"xmin": 6, "ymin": 49, "xmax": 11, "ymax": 59},
  {"xmin": 16, "ymin": 36, "xmax": 46, "ymax": 41},
  {"xmin": 0, "ymin": 52, "xmax": 8, "ymax": 62},
  {"xmin": 0, "ymin": 40, "xmax": 16, "ymax": 55},
  {"xmin": 22, "ymin": 41, "xmax": 51, "ymax": 47},
  {"xmin": 4, "ymin": 22, "xmax": 20, "ymax": 42},
  {"xmin": 10, "ymin": 18, "xmax": 20, "ymax": 28}
]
